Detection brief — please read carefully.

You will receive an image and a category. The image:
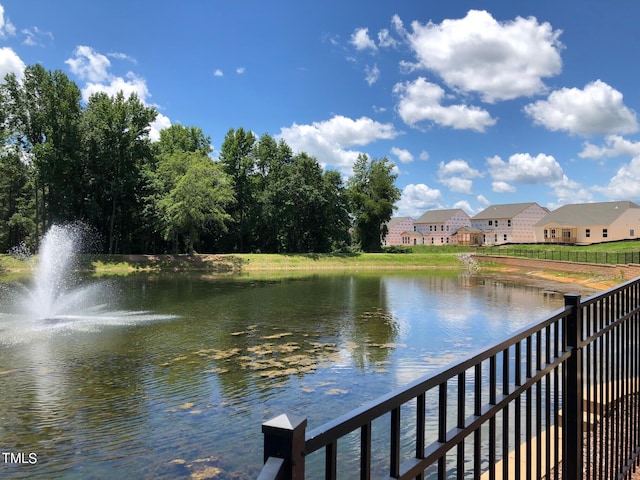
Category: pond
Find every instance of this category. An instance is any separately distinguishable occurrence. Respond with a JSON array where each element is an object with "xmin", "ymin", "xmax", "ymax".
[{"xmin": 0, "ymin": 270, "xmax": 591, "ymax": 479}]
